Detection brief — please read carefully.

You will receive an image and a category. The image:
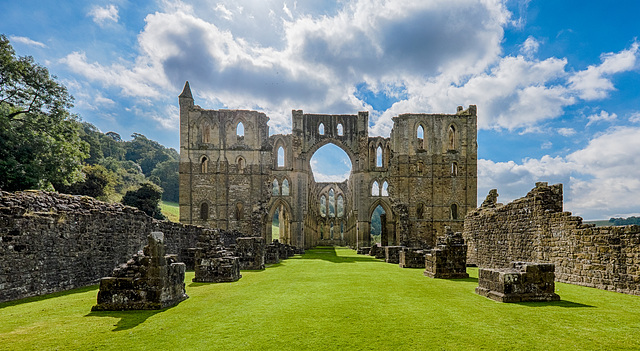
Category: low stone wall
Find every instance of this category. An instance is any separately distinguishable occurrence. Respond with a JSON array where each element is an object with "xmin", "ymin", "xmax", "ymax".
[
  {"xmin": 0, "ymin": 190, "xmax": 211, "ymax": 303},
  {"xmin": 464, "ymin": 183, "xmax": 640, "ymax": 295},
  {"xmin": 399, "ymin": 248, "xmax": 426, "ymax": 268},
  {"xmin": 384, "ymin": 246, "xmax": 404, "ymax": 264},
  {"xmin": 424, "ymin": 228, "xmax": 468, "ymax": 279}
]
